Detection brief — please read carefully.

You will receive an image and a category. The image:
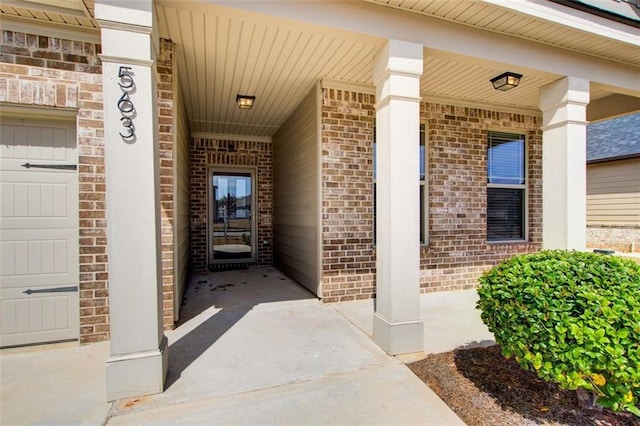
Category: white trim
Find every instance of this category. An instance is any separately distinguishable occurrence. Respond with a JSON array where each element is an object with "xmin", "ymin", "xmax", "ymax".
[
  {"xmin": 320, "ymin": 78, "xmax": 375, "ymax": 95},
  {"xmin": 0, "ymin": 15, "xmax": 101, "ymax": 43},
  {"xmin": 423, "ymin": 93, "xmax": 541, "ymax": 116},
  {"xmin": 190, "ymin": 132, "xmax": 272, "ymax": 143},
  {"xmin": 540, "ymin": 119, "xmax": 589, "ymax": 132},
  {"xmin": 420, "ymin": 121, "xmax": 429, "ymax": 246},
  {"xmin": 486, "ymin": 129, "xmax": 529, "ymax": 243},
  {"xmin": 0, "ymin": 103, "xmax": 77, "ymax": 120},
  {"xmin": 106, "ymin": 338, "xmax": 167, "ymax": 363},
  {"xmin": 315, "ymin": 80, "xmax": 324, "ymax": 298},
  {"xmin": 98, "ymin": 55, "xmax": 154, "ymax": 67},
  {"xmin": 96, "ymin": 19, "xmax": 153, "ymax": 34},
  {"xmin": 373, "ymin": 68, "xmax": 424, "ymax": 86},
  {"xmin": 482, "ymin": 0, "xmax": 640, "ymax": 47},
  {"xmin": 374, "ymin": 95, "xmax": 422, "ymax": 110}
]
